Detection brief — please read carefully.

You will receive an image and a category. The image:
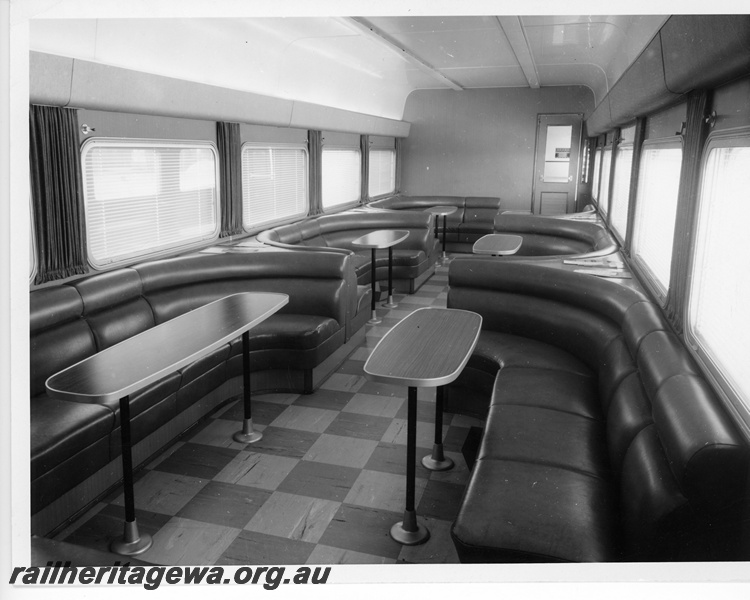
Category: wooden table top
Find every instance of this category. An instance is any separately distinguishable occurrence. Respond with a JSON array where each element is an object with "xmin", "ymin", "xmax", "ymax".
[
  {"xmin": 364, "ymin": 307, "xmax": 482, "ymax": 387},
  {"xmin": 351, "ymin": 229, "xmax": 410, "ymax": 249},
  {"xmin": 472, "ymin": 233, "xmax": 524, "ymax": 255},
  {"xmin": 424, "ymin": 205, "xmax": 458, "ymax": 216},
  {"xmin": 46, "ymin": 292, "xmax": 289, "ymax": 404}
]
